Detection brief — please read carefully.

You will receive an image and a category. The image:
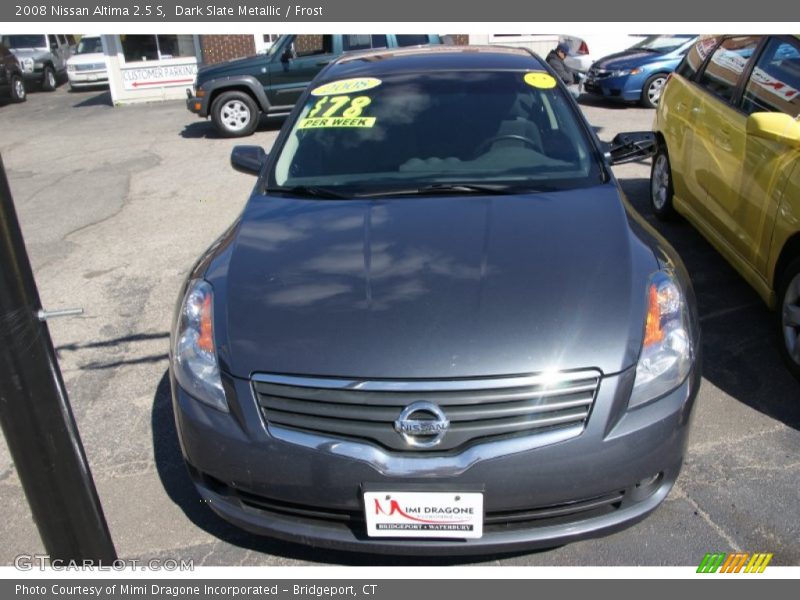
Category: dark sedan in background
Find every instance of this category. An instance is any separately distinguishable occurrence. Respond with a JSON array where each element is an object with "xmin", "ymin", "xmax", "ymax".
[
  {"xmin": 170, "ymin": 46, "xmax": 701, "ymax": 554},
  {"xmin": 0, "ymin": 43, "xmax": 25, "ymax": 102},
  {"xmin": 584, "ymin": 35, "xmax": 697, "ymax": 107}
]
